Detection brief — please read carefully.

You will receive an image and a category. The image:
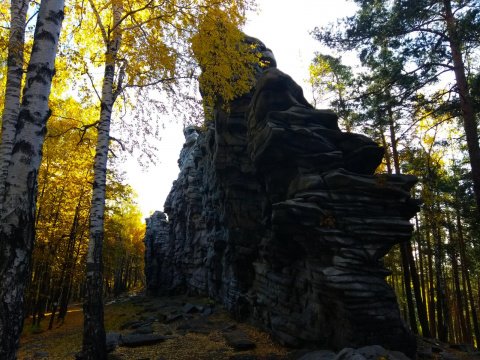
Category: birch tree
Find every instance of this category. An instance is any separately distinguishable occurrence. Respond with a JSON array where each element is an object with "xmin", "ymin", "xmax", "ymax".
[
  {"xmin": 0, "ymin": 0, "xmax": 29, "ymax": 203},
  {"xmin": 0, "ymin": 0, "xmax": 65, "ymax": 358},
  {"xmin": 68, "ymin": 1, "xmax": 257, "ymax": 358}
]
